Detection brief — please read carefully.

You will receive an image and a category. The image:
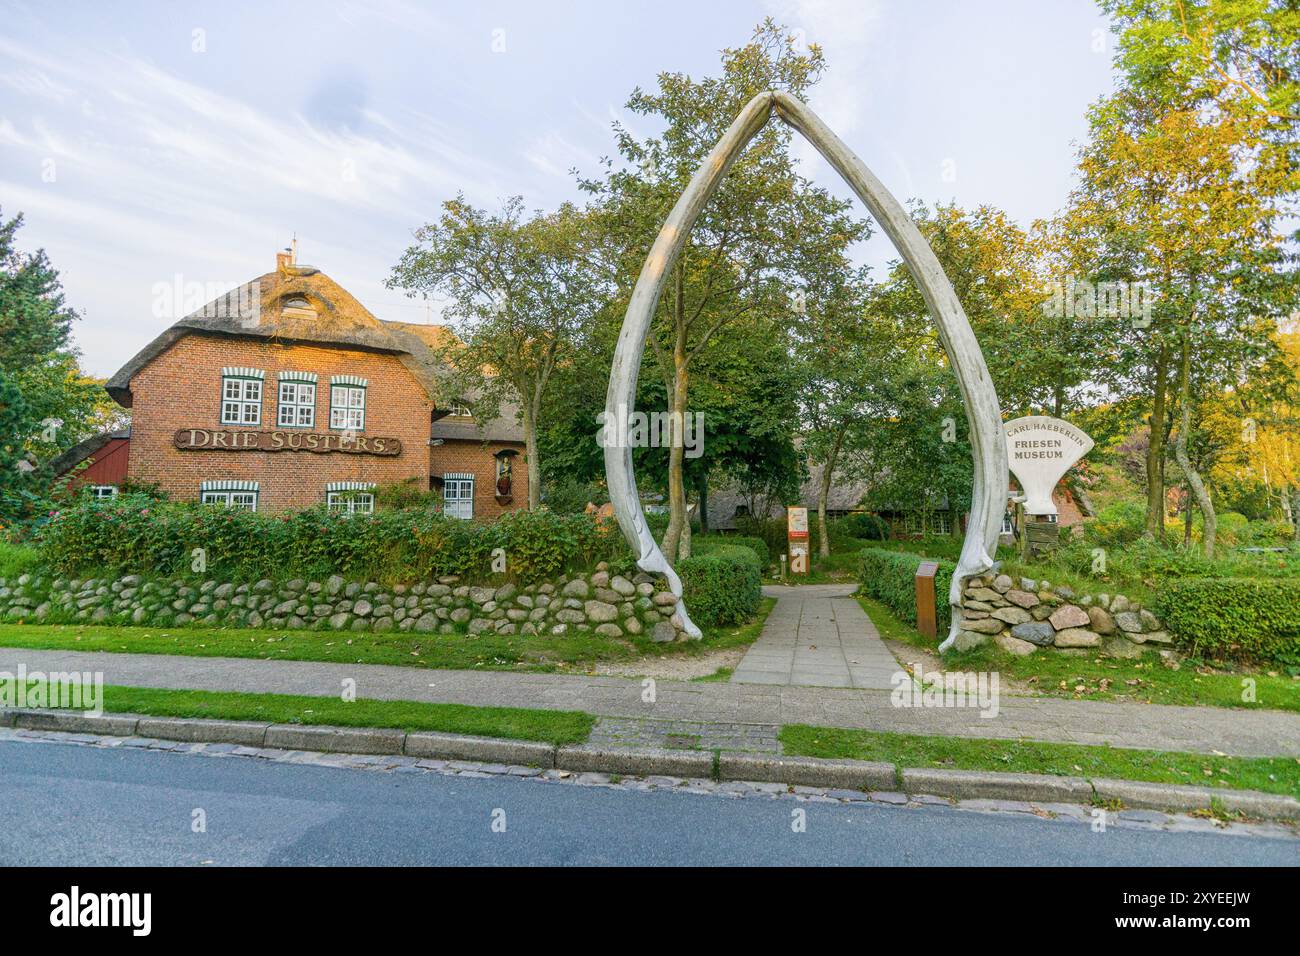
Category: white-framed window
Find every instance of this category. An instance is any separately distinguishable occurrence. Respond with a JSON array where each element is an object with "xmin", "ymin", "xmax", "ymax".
[
  {"xmin": 220, "ymin": 368, "xmax": 263, "ymax": 425},
  {"xmin": 327, "ymin": 491, "xmax": 375, "ymax": 514},
  {"xmin": 200, "ymin": 480, "xmax": 259, "ymax": 511},
  {"xmin": 1036, "ymin": 513, "xmax": 1059, "ymax": 524},
  {"xmin": 1001, "ymin": 511, "xmax": 1015, "ymax": 535},
  {"xmin": 200, "ymin": 490, "xmax": 258, "ymax": 510},
  {"xmin": 89, "ymin": 485, "xmax": 118, "ymax": 501},
  {"xmin": 330, "ymin": 376, "xmax": 367, "ymax": 430},
  {"xmin": 904, "ymin": 511, "xmax": 923, "ymax": 535},
  {"xmin": 326, "ymin": 481, "xmax": 376, "ymax": 514},
  {"xmin": 443, "ymin": 473, "xmax": 474, "ymax": 520},
  {"xmin": 277, "ymin": 378, "xmax": 316, "ymax": 427},
  {"xmin": 932, "ymin": 511, "xmax": 953, "ymax": 535},
  {"xmin": 447, "ymin": 401, "xmax": 472, "ymax": 418}
]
